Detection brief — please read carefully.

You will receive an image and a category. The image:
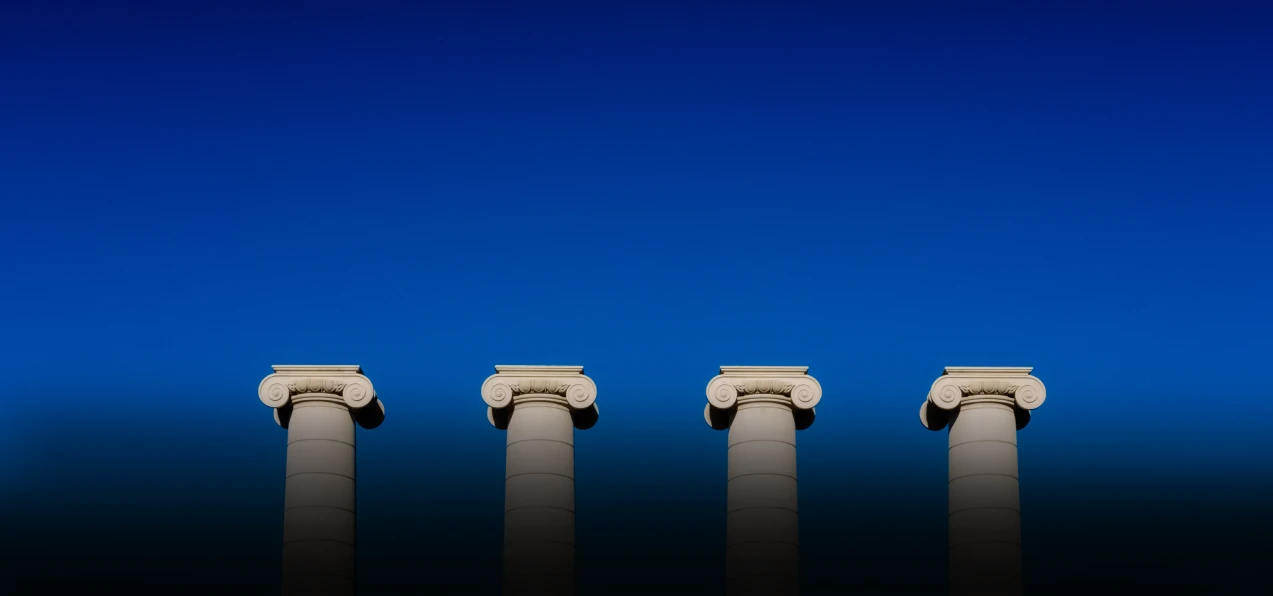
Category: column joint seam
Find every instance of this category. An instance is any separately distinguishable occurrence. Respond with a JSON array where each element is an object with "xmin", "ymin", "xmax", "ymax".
[
  {"xmin": 506, "ymin": 472, "xmax": 574, "ymax": 481},
  {"xmin": 728, "ymin": 472, "xmax": 797, "ymax": 481},
  {"xmin": 283, "ymin": 538, "xmax": 355, "ymax": 546},
  {"xmin": 727, "ymin": 539, "xmax": 799, "ymax": 547},
  {"xmin": 288, "ymin": 438, "xmax": 355, "ymax": 447},
  {"xmin": 286, "ymin": 472, "xmax": 355, "ymax": 481},
  {"xmin": 285, "ymin": 505, "xmax": 356, "ymax": 514},
  {"xmin": 728, "ymin": 506, "xmax": 799, "ymax": 515},
  {"xmin": 504, "ymin": 539, "xmax": 576, "ymax": 547},
  {"xmin": 948, "ymin": 473, "xmax": 1017, "ymax": 483},
  {"xmin": 949, "ymin": 439, "xmax": 1016, "ymax": 450},
  {"xmin": 948, "ymin": 505, "xmax": 1020, "ymax": 515},
  {"xmin": 728, "ymin": 472, "xmax": 796, "ymax": 481},
  {"xmin": 948, "ymin": 540, "xmax": 1022, "ymax": 548},
  {"xmin": 505, "ymin": 505, "xmax": 575, "ymax": 514},
  {"xmin": 728, "ymin": 439, "xmax": 797, "ymax": 448},
  {"xmin": 507, "ymin": 438, "xmax": 574, "ymax": 448}
]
